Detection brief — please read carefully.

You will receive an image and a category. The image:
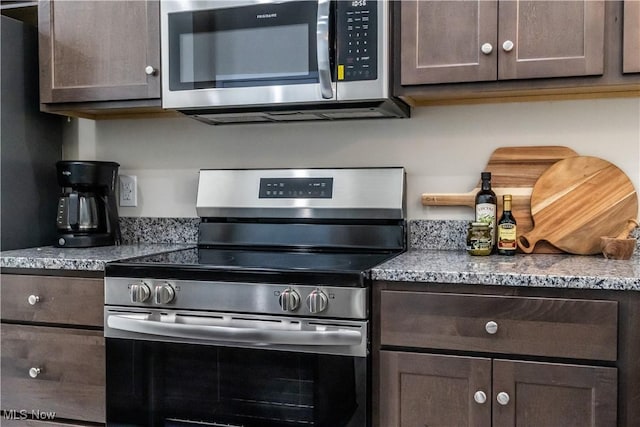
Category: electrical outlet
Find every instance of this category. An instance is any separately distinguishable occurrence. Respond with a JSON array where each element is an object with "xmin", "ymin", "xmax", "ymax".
[{"xmin": 119, "ymin": 175, "xmax": 137, "ymax": 207}]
